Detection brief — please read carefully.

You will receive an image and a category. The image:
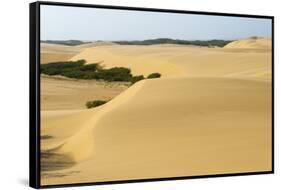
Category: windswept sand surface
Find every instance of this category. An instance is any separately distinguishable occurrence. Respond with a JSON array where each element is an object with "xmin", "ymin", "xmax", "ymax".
[
  {"xmin": 41, "ymin": 75, "xmax": 129, "ymax": 110},
  {"xmin": 70, "ymin": 40, "xmax": 271, "ymax": 79},
  {"xmin": 41, "ymin": 43, "xmax": 81, "ymax": 64},
  {"xmin": 224, "ymin": 37, "xmax": 271, "ymax": 49},
  {"xmin": 41, "ymin": 38, "xmax": 272, "ymax": 185},
  {"xmin": 41, "ymin": 42, "xmax": 105, "ymax": 63}
]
